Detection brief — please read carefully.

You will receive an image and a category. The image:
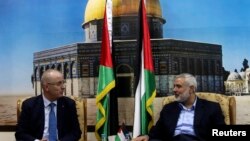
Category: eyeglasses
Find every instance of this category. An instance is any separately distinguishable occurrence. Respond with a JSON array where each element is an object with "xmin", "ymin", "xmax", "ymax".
[{"xmin": 47, "ymin": 80, "xmax": 66, "ymax": 86}]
